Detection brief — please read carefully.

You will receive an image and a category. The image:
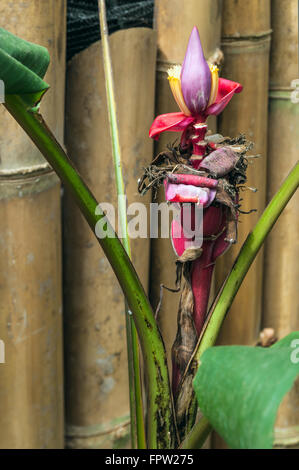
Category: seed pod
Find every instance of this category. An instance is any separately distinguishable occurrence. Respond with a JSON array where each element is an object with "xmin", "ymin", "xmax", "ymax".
[{"xmin": 199, "ymin": 146, "xmax": 240, "ymax": 177}]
